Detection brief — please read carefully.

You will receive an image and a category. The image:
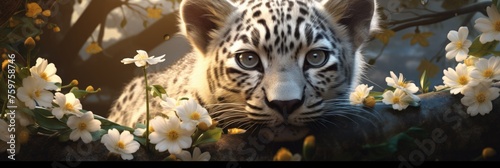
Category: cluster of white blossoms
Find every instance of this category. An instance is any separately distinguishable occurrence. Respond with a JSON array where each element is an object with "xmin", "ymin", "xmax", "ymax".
[
  {"xmin": 349, "ymin": 71, "xmax": 421, "ymax": 111},
  {"xmin": 439, "ymin": 4, "xmax": 500, "ymax": 116},
  {"xmin": 349, "ymin": 4, "xmax": 500, "ymax": 115},
  {"xmin": 121, "ymin": 50, "xmax": 212, "ymax": 161},
  {"xmin": 15, "ymin": 58, "xmax": 104, "ymax": 145}
]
